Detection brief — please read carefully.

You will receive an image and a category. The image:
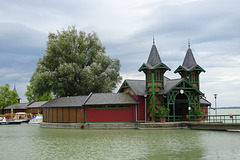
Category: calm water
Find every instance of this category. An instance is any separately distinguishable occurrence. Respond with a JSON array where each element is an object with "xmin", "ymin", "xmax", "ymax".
[
  {"xmin": 0, "ymin": 123, "xmax": 240, "ymax": 160},
  {"xmin": 209, "ymin": 108, "xmax": 240, "ymax": 115}
]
